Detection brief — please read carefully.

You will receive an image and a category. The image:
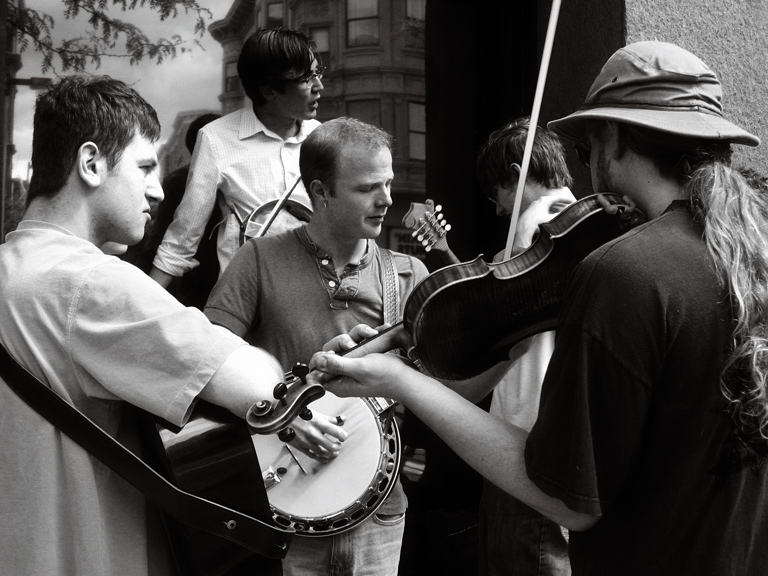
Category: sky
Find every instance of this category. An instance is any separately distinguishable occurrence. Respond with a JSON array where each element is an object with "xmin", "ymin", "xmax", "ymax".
[{"xmin": 12, "ymin": 0, "xmax": 231, "ymax": 179}]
